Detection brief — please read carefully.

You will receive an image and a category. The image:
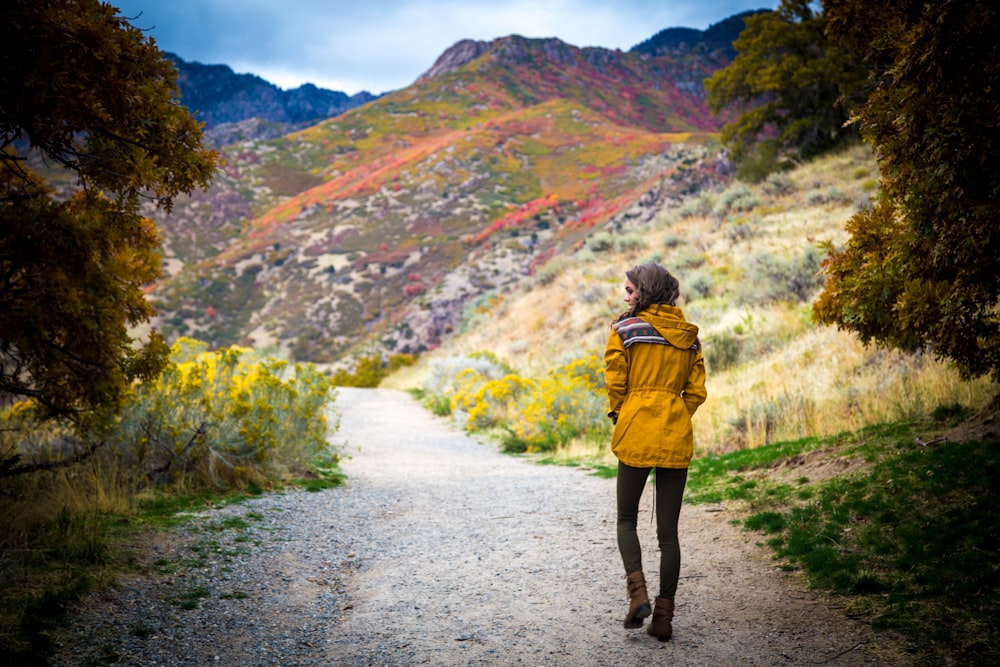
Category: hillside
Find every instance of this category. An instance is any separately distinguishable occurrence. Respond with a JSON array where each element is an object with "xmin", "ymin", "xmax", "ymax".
[
  {"xmin": 386, "ymin": 142, "xmax": 998, "ymax": 454},
  {"xmin": 148, "ymin": 27, "xmax": 747, "ymax": 363}
]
